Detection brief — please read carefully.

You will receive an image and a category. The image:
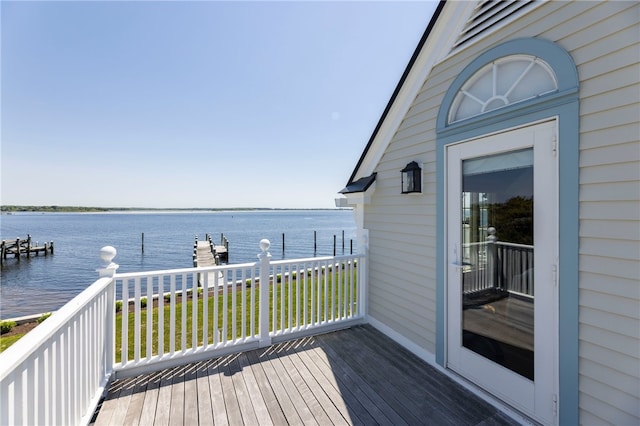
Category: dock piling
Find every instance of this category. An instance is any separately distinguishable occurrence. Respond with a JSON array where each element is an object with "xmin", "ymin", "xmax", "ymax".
[{"xmin": 0, "ymin": 236, "xmax": 54, "ymax": 262}]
